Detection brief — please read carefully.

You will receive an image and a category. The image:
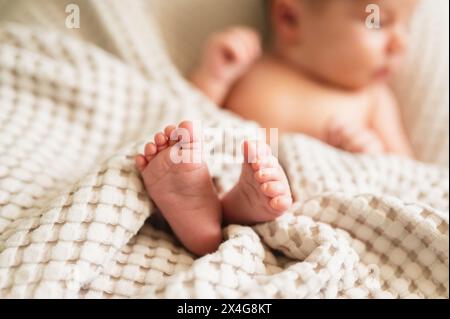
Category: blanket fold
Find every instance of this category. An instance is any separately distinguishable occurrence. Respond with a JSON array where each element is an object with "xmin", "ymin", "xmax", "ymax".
[{"xmin": 0, "ymin": 9, "xmax": 448, "ymax": 299}]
